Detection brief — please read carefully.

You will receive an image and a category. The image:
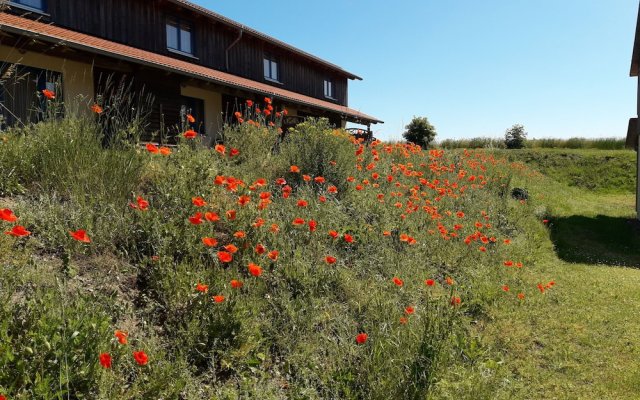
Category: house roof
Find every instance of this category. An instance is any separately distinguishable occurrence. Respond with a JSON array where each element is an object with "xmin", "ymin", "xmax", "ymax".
[
  {"xmin": 168, "ymin": 0, "xmax": 362, "ymax": 81},
  {"xmin": 0, "ymin": 13, "xmax": 382, "ymax": 124},
  {"xmin": 631, "ymin": 3, "xmax": 640, "ymax": 76}
]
